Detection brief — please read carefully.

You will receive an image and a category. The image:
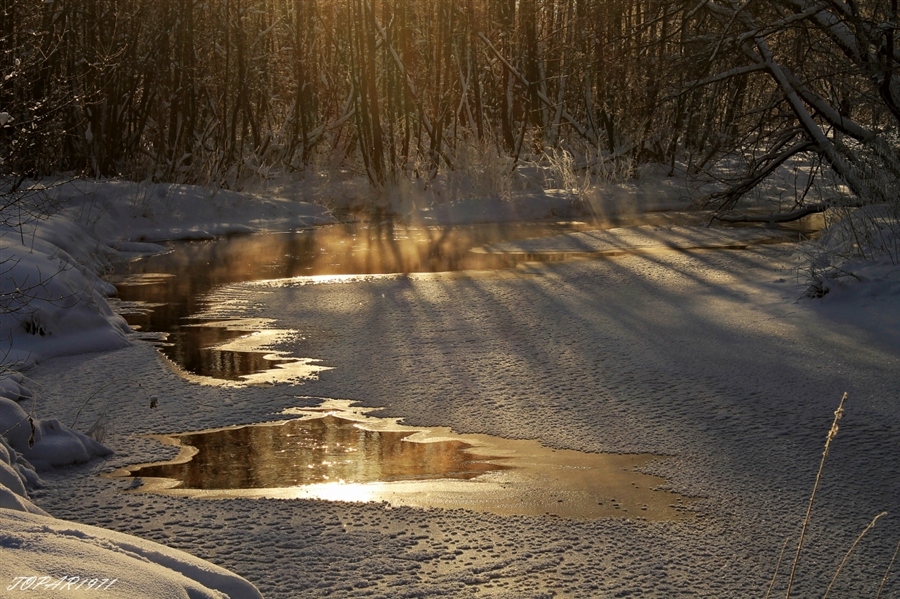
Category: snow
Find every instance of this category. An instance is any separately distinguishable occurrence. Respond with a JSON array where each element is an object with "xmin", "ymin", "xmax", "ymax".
[
  {"xmin": 0, "ymin": 213, "xmax": 131, "ymax": 366},
  {"xmin": 0, "ymin": 509, "xmax": 263, "ymax": 598},
  {"xmin": 36, "ymin": 178, "xmax": 334, "ymax": 243},
  {"xmin": 1, "ymin": 172, "xmax": 899, "ymax": 597},
  {"xmin": 0, "ymin": 427, "xmax": 261, "ymax": 598},
  {"xmin": 0, "ymin": 437, "xmax": 47, "ymax": 516}
]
